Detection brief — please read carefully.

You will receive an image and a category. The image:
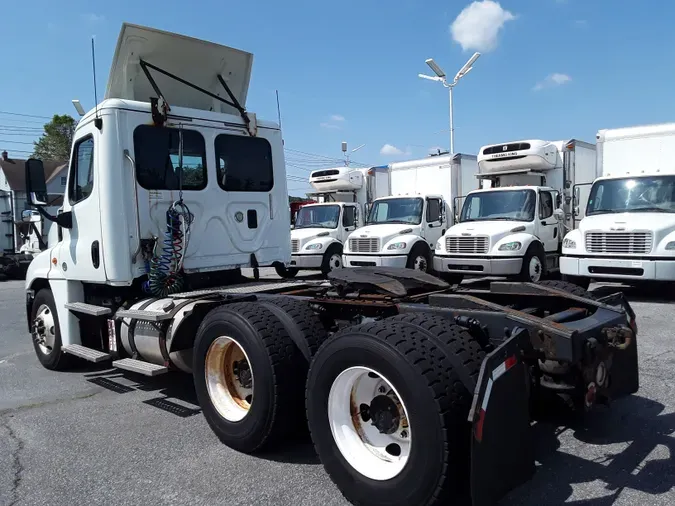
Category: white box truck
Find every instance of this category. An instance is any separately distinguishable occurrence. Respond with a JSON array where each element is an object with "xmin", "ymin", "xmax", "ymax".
[
  {"xmin": 434, "ymin": 139, "xmax": 598, "ymax": 283},
  {"xmin": 561, "ymin": 123, "xmax": 675, "ymax": 288},
  {"xmin": 278, "ymin": 165, "xmax": 389, "ymax": 278},
  {"xmin": 342, "ymin": 153, "xmax": 478, "ymax": 272}
]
